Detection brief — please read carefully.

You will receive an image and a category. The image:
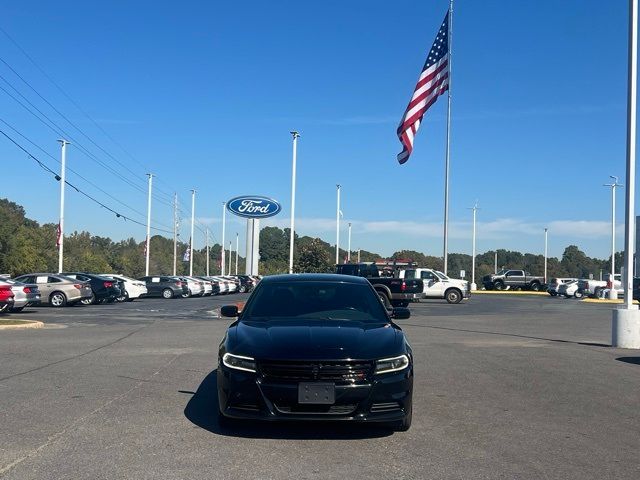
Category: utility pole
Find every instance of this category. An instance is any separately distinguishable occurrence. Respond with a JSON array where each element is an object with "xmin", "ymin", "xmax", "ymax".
[
  {"xmin": 57, "ymin": 139, "xmax": 69, "ymax": 273},
  {"xmin": 289, "ymin": 131, "xmax": 300, "ymax": 274},
  {"xmin": 468, "ymin": 201, "xmax": 479, "ymax": 290},
  {"xmin": 604, "ymin": 176, "xmax": 622, "ymax": 299},
  {"xmin": 235, "ymin": 232, "xmax": 239, "ymax": 275},
  {"xmin": 173, "ymin": 193, "xmax": 178, "ymax": 276},
  {"xmin": 189, "ymin": 190, "xmax": 196, "ymax": 276},
  {"xmin": 145, "ymin": 173, "xmax": 153, "ymax": 276},
  {"xmin": 494, "ymin": 251, "xmax": 498, "ymax": 274},
  {"xmin": 335, "ymin": 184, "xmax": 341, "ymax": 265},
  {"xmin": 206, "ymin": 228, "xmax": 210, "ymax": 276},
  {"xmin": 221, "ymin": 202, "xmax": 226, "ymax": 275},
  {"xmin": 347, "ymin": 222, "xmax": 352, "ymax": 262},
  {"xmin": 544, "ymin": 228, "xmax": 548, "ymax": 284}
]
